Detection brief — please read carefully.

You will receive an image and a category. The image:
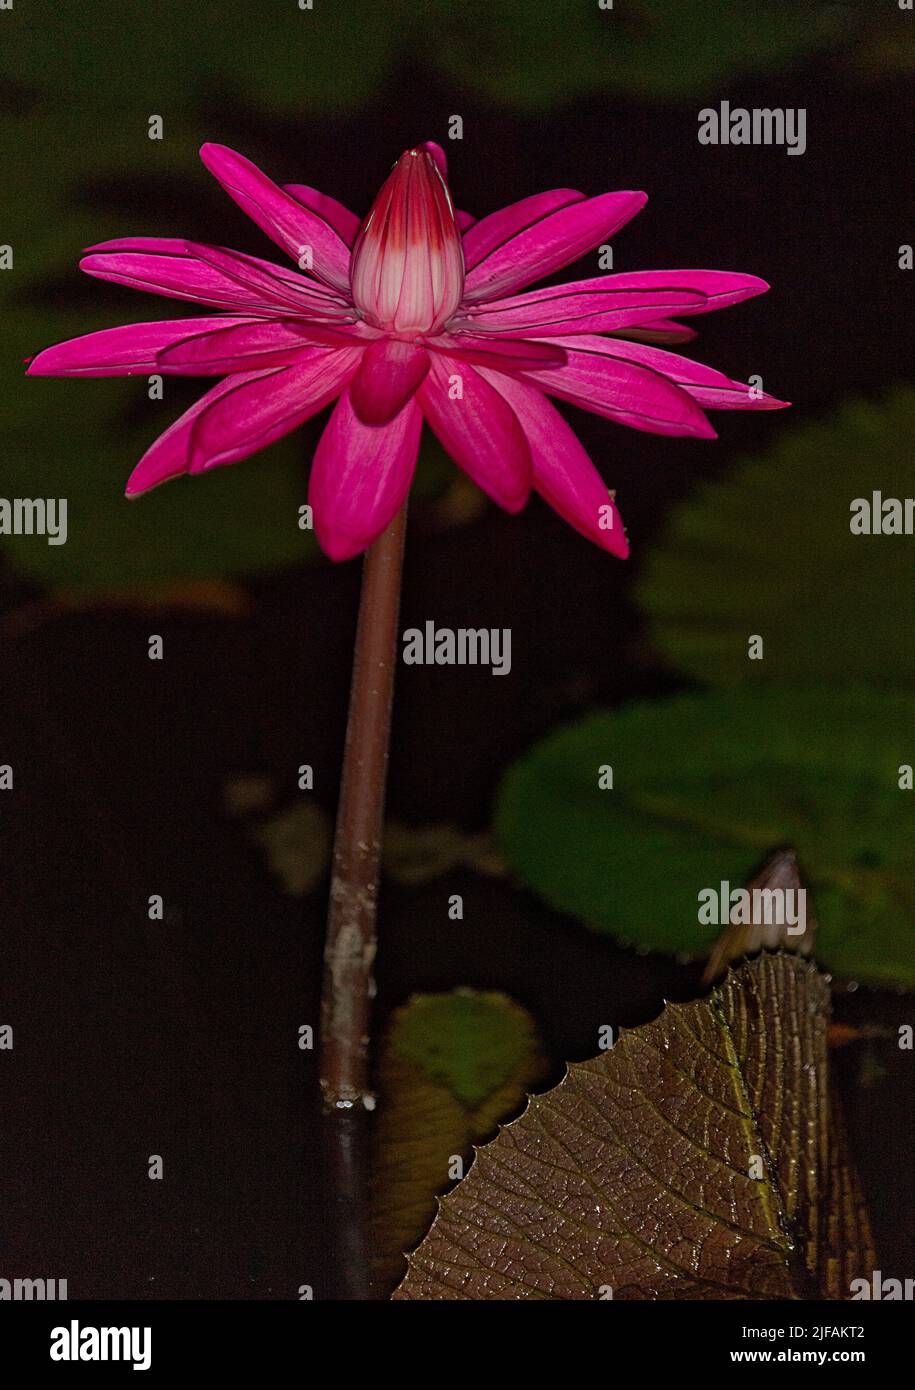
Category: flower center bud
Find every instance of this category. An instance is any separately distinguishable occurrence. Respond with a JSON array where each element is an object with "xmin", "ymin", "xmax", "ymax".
[{"xmin": 350, "ymin": 149, "xmax": 465, "ymax": 336}]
